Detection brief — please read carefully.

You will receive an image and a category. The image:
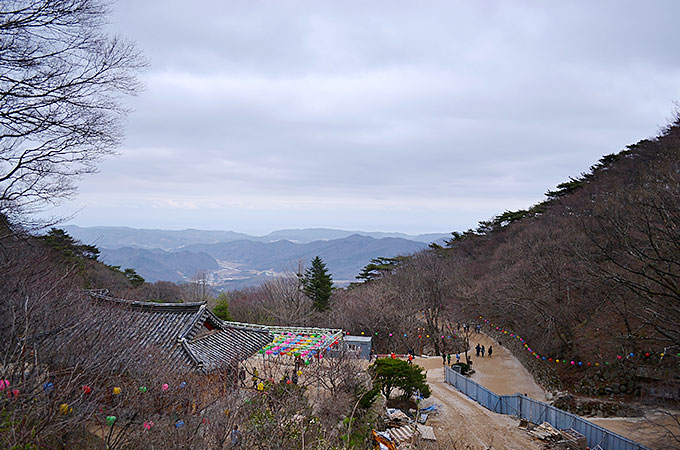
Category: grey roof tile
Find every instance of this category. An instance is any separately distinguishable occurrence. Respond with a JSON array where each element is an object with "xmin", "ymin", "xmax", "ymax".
[{"xmin": 89, "ymin": 293, "xmax": 272, "ymax": 373}]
